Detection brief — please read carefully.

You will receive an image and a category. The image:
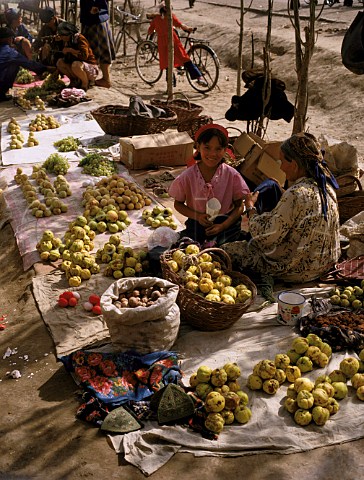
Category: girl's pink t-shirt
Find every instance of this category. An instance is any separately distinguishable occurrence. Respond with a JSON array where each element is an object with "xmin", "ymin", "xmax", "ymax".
[{"xmin": 169, "ymin": 163, "xmax": 250, "ymax": 214}]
